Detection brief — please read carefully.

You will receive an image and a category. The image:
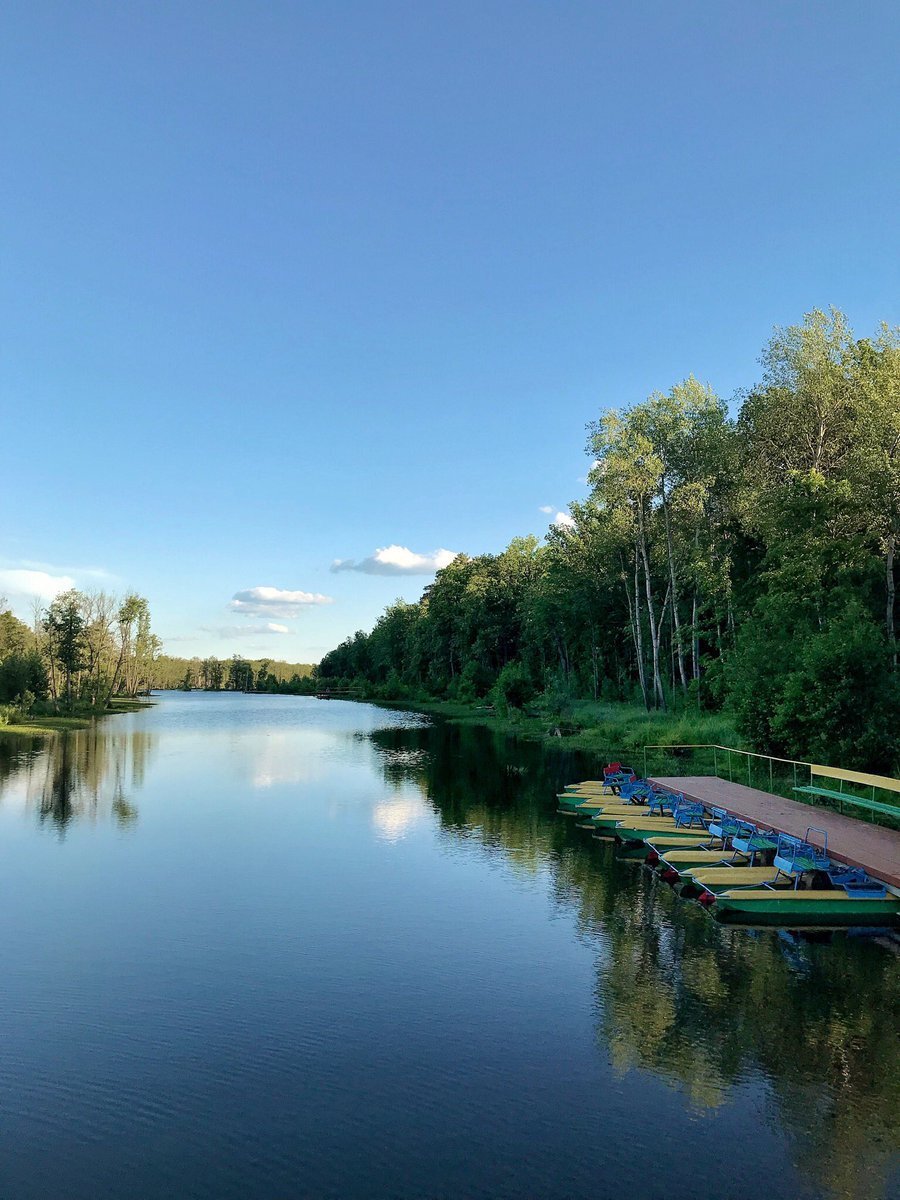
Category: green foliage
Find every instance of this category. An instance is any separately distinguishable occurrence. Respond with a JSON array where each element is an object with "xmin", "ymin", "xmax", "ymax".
[
  {"xmin": 538, "ymin": 672, "xmax": 575, "ymax": 724},
  {"xmin": 45, "ymin": 590, "xmax": 87, "ymax": 702},
  {"xmin": 729, "ymin": 597, "xmax": 899, "ymax": 770},
  {"xmin": 774, "ymin": 606, "xmax": 899, "ymax": 770},
  {"xmin": 490, "ymin": 662, "xmax": 537, "ymax": 715},
  {"xmin": 0, "ymin": 652, "xmax": 48, "ymax": 703},
  {"xmin": 312, "ymin": 308, "xmax": 900, "ymax": 773},
  {"xmin": 0, "ymin": 608, "xmax": 34, "ymax": 658},
  {"xmin": 447, "ymin": 660, "xmax": 494, "ymax": 703}
]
